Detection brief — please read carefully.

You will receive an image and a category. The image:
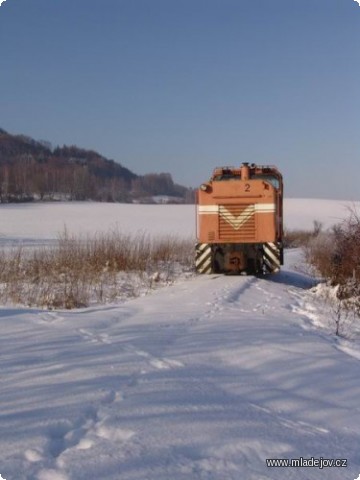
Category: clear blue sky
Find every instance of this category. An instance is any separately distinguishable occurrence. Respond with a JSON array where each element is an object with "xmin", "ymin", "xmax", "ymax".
[{"xmin": 1, "ymin": 0, "xmax": 359, "ymax": 199}]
